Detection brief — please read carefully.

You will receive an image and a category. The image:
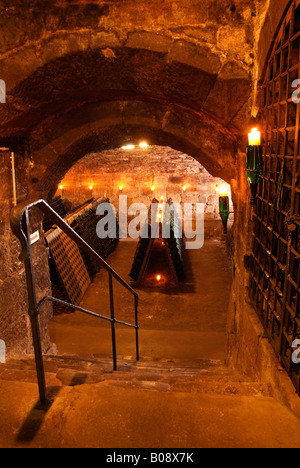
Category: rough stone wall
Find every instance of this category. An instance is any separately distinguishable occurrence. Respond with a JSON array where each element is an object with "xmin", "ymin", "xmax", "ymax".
[
  {"xmin": 0, "ymin": 0, "xmax": 257, "ymax": 199},
  {"xmin": 226, "ymin": 0, "xmax": 300, "ymax": 413},
  {"xmin": 0, "ymin": 150, "xmax": 53, "ymax": 355},
  {"xmin": 58, "ymin": 146, "xmax": 232, "ymax": 216}
]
